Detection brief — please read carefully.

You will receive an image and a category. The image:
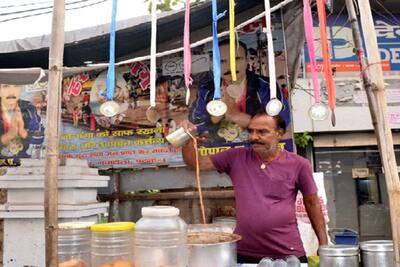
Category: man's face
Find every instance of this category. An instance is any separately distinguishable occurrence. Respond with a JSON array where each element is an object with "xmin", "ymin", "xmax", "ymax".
[
  {"xmin": 220, "ymin": 44, "xmax": 248, "ymax": 84},
  {"xmin": 247, "ymin": 114, "xmax": 283, "ymax": 155},
  {"xmin": 0, "ymin": 84, "xmax": 22, "ymax": 109},
  {"xmin": 32, "ymin": 94, "xmax": 44, "ymax": 110}
]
